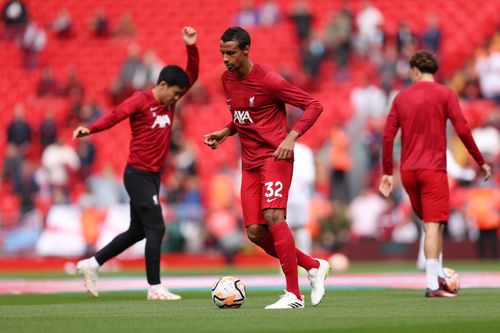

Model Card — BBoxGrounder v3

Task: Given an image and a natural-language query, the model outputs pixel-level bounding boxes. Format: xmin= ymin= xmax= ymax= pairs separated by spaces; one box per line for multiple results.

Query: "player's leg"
xmin=419 ymin=170 xmax=454 ymax=297
xmin=77 ymin=167 xmax=146 ymax=297
xmin=128 ymin=168 xmax=180 ymax=300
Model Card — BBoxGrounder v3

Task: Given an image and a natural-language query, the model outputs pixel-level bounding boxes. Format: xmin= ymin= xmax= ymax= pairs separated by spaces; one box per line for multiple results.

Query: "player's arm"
xmin=182 ymin=26 xmax=199 ymax=87
xmin=446 ymin=91 xmax=491 ymax=181
xmin=203 ymin=126 xmax=232 ymax=150
xmin=73 ymin=94 xmax=140 ymax=140
xmin=379 ymin=100 xmax=400 ymax=198
xmin=269 ymin=75 xmax=323 ymax=160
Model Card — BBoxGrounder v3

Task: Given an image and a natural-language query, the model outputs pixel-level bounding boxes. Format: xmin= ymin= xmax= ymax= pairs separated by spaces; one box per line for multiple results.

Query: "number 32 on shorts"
xmin=264 ymin=181 xmax=283 ymax=201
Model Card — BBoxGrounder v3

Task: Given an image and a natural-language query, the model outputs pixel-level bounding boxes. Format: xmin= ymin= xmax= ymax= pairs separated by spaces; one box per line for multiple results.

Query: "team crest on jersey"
xmin=233 ymin=110 xmax=254 ymax=124
xmin=151 ymin=114 xmax=171 ymax=129
xmin=249 ymin=96 xmax=255 ymax=107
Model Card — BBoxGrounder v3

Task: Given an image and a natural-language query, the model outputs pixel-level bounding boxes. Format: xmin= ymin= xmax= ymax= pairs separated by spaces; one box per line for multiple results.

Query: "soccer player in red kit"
xmin=73 ymin=27 xmax=199 ymax=300
xmin=204 ymin=27 xmax=331 ymax=309
xmin=380 ymin=51 xmax=491 ymax=297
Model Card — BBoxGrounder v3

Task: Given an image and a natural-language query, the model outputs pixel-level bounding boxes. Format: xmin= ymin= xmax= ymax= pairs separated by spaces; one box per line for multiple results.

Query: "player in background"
xmin=73 ymin=27 xmax=199 ymax=300
xmin=287 ymin=142 xmax=315 ymax=255
xmin=380 ymin=51 xmax=491 ymax=297
xmin=204 ymin=27 xmax=330 ymax=309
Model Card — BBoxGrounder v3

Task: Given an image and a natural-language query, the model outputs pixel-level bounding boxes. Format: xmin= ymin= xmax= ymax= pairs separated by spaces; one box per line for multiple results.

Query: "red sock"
xmin=257 ymin=231 xmax=319 ymax=271
xmin=268 ymin=221 xmax=301 ymax=300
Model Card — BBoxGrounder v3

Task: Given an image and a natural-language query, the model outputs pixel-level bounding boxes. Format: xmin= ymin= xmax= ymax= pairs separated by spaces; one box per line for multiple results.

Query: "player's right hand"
xmin=73 ymin=126 xmax=90 ymax=140
xmin=379 ymin=175 xmax=394 ymax=198
xmin=203 ymin=128 xmax=230 ymax=150
xmin=480 ymin=163 xmax=492 ymax=181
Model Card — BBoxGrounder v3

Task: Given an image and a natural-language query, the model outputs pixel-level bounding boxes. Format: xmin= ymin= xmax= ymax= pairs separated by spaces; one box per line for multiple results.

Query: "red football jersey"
xmin=222 ymin=64 xmax=323 ymax=170
xmin=382 ymin=81 xmax=484 ymax=175
xmin=87 ymin=45 xmax=199 ymax=173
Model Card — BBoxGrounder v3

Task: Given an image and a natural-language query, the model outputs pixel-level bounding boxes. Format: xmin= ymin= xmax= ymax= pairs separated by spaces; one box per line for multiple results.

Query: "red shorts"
xmin=241 ymin=158 xmax=293 ymax=227
xmin=401 ymin=170 xmax=449 ymax=223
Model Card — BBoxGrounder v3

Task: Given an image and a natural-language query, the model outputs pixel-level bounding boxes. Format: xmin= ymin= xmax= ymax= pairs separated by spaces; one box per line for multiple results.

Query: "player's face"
xmin=220 ymin=40 xmax=249 ymax=72
xmin=158 ymin=83 xmax=186 ymax=105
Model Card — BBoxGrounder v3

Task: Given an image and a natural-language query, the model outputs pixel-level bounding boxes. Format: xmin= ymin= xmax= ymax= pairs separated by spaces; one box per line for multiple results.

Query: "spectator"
xmin=234 ymin=0 xmax=259 ymax=28
xmin=41 ymin=136 xmax=80 ymax=195
xmin=348 ymin=185 xmax=387 ymax=240
xmin=138 ymin=49 xmax=164 ymax=89
xmin=60 ymin=66 xmax=84 ymax=99
xmin=89 ymin=7 xmax=109 ymax=38
xmin=300 ymin=31 xmax=326 ymax=88
xmin=350 ymin=74 xmax=387 ymax=120
xmin=355 ymin=0 xmax=384 ymax=58
xmin=13 ymin=160 xmax=39 ymax=218
xmin=1 ymin=0 xmax=28 ymax=41
xmin=85 ymin=164 xmax=128 ymax=207
xmin=51 ymin=8 xmax=72 ymax=38
xmin=112 ymin=12 xmax=135 ymax=39
xmin=76 ymin=136 xmax=96 ymax=180
xmin=109 ymin=43 xmax=143 ymax=104
xmin=39 ymin=111 xmax=58 ymax=148
xmin=475 ymin=40 xmax=500 ymax=103
xmin=421 ymin=14 xmax=441 ymax=54
xmin=396 ymin=20 xmax=415 ymax=54
xmin=7 ymin=103 xmax=32 ymax=152
xmin=289 ymin=0 xmax=313 ymax=42
xmin=259 ymin=0 xmax=280 ymax=27
xmin=325 ymin=7 xmax=353 ymax=68
xmin=20 ymin=21 xmax=46 ymax=69
xmin=328 ymin=125 xmax=353 ymax=204
xmin=36 ymin=65 xmax=59 ymax=97
xmin=467 ymin=185 xmax=499 ymax=258
xmin=2 ymin=144 xmax=23 ymax=183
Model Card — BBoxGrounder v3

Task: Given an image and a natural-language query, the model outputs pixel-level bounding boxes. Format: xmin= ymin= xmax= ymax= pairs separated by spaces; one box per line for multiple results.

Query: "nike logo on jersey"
xmin=233 ymin=110 xmax=254 ymax=124
xmin=150 ymin=106 xmax=159 ymax=111
xmin=151 ymin=114 xmax=171 ymax=129
xmin=266 ymin=197 xmax=278 ymax=203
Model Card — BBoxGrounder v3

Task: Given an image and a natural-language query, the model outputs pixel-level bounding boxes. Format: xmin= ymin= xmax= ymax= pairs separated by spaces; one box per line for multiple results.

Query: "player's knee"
xmin=246 ymin=225 xmax=266 ymax=244
xmin=262 ymin=209 xmax=284 ymax=225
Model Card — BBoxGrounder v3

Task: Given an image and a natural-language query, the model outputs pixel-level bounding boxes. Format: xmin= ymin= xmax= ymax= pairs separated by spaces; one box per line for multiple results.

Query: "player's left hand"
xmin=182 ymin=26 xmax=197 ymax=46
xmin=273 ymin=130 xmax=299 ymax=160
xmin=379 ymin=175 xmax=394 ymax=198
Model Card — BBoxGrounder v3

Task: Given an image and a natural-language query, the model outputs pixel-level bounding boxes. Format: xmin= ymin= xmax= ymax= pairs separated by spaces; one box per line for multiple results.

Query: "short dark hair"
xmin=409 ymin=51 xmax=439 ymax=74
xmin=156 ymin=65 xmax=190 ymax=88
xmin=221 ymin=26 xmax=251 ymax=50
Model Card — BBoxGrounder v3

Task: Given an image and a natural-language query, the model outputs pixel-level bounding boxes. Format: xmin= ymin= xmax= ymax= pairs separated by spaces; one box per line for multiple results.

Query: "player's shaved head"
xmin=409 ymin=51 xmax=439 ymax=74
xmin=221 ymin=26 xmax=251 ymax=50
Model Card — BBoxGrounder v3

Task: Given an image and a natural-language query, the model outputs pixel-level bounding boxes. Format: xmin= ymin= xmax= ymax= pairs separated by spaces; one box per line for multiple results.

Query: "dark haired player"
xmin=380 ymin=51 xmax=491 ymax=297
xmin=204 ymin=27 xmax=330 ymax=309
xmin=73 ymin=27 xmax=199 ymax=300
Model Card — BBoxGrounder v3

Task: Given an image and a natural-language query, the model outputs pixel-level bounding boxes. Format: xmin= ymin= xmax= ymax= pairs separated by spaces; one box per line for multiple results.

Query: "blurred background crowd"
xmin=0 ymin=0 xmax=498 ymax=262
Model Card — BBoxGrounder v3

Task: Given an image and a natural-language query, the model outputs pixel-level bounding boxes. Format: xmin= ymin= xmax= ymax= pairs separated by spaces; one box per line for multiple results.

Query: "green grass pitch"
xmin=1 ymin=289 xmax=500 ymax=333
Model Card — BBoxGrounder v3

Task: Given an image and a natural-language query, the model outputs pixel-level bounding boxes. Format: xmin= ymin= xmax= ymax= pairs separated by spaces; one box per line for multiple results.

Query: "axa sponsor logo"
xmin=233 ymin=110 xmax=254 ymax=124
xmin=151 ymin=114 xmax=171 ymax=129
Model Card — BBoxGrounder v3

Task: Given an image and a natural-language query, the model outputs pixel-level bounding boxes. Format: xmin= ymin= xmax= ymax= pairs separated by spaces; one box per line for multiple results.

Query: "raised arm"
xmin=182 ymin=26 xmax=199 ymax=87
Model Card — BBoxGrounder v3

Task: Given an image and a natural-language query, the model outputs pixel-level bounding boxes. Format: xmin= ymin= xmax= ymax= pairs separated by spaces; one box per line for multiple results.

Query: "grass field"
xmin=1 ymin=260 xmax=500 ymax=333
xmin=1 ymin=289 xmax=500 ymax=333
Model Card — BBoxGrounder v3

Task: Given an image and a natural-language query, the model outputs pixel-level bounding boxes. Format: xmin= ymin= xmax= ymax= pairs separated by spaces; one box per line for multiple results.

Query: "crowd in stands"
xmin=1 ymin=0 xmax=498 ymax=261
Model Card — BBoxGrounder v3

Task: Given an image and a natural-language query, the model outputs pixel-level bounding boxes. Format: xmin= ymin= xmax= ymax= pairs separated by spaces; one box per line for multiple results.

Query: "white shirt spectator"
xmin=349 ymin=190 xmax=387 ymax=238
xmin=41 ymin=142 xmax=80 ymax=187
xmin=350 ymin=83 xmax=387 ymax=119
xmin=287 ymin=143 xmax=315 ymax=228
xmin=356 ymin=3 xmax=383 ymax=45
xmin=475 ymin=51 xmax=500 ymax=99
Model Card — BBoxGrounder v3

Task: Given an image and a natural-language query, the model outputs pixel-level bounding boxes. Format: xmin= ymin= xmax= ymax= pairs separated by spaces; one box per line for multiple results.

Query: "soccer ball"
xmin=211 ymin=276 xmax=246 ymax=308
xmin=441 ymin=267 xmax=460 ymax=294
